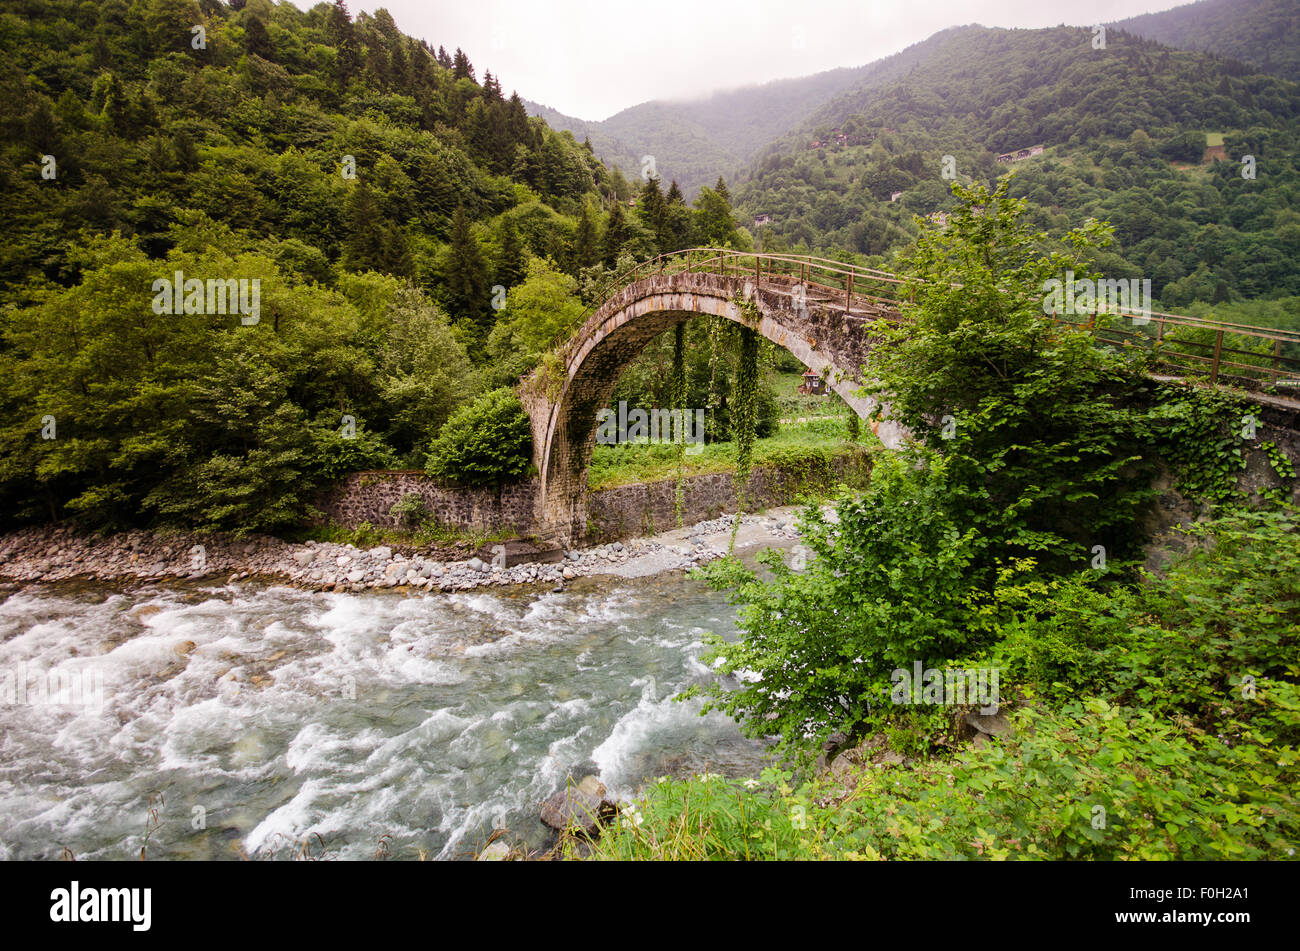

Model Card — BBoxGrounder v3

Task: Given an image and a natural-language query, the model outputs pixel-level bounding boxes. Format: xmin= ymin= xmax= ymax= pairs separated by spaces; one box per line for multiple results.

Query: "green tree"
xmin=440 ymin=206 xmax=491 ymax=344
xmin=867 ymin=177 xmax=1155 ymax=569
xmin=426 ymin=387 xmax=532 ymax=486
xmin=484 ymin=257 xmax=586 ymax=384
xmin=693 ymin=186 xmax=740 ymax=247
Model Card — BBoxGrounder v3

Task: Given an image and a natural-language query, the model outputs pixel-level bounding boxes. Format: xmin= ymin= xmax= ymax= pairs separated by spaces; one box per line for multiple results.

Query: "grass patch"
xmin=587 ymin=417 xmax=868 ymax=490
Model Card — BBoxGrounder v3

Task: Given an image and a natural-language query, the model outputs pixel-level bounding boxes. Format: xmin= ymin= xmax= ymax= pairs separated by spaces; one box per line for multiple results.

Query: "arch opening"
xmin=518 ymin=270 xmax=906 ymax=544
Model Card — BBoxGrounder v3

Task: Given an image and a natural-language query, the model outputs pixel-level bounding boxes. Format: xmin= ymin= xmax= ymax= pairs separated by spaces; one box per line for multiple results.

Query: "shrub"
xmin=389 ymin=492 xmax=429 ymax=528
xmin=582 ymin=697 xmax=1297 ymax=861
xmin=425 ymin=388 xmax=533 ymax=487
xmin=689 ymin=451 xmax=1016 ymax=761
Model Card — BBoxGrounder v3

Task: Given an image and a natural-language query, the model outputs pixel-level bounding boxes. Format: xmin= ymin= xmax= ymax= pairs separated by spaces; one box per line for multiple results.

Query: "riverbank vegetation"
xmin=570 ymin=181 xmax=1299 ymax=861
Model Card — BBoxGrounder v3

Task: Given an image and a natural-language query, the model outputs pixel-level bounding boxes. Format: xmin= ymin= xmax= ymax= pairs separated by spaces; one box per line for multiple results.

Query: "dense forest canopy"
xmin=0 ymin=0 xmax=752 ymax=532
xmin=1 ymin=0 xmax=1297 ymax=537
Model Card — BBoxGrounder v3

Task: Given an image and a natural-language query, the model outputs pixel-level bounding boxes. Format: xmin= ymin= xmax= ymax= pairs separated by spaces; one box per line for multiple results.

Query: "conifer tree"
xmin=638 ymin=176 xmax=669 ymax=252
xmin=574 ymin=203 xmax=599 ymax=269
xmin=452 ymin=47 xmax=475 ymax=82
xmin=496 ymin=219 xmax=527 ymax=289
xmin=342 ymin=182 xmax=385 ymax=271
xmin=602 ymin=202 xmax=628 ymax=266
xmin=327 ymin=0 xmax=361 ymax=84
xmin=443 ymin=206 xmax=490 ymax=342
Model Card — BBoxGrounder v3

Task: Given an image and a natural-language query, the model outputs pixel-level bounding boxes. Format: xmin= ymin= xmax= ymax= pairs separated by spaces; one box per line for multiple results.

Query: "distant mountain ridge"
xmin=1110 ymin=0 xmax=1300 ymax=82
xmin=526 ymin=64 xmax=880 ymax=196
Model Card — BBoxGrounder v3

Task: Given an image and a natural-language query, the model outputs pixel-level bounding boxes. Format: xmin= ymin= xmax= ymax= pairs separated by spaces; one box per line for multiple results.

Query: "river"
xmin=0 ymin=572 xmax=767 ymax=860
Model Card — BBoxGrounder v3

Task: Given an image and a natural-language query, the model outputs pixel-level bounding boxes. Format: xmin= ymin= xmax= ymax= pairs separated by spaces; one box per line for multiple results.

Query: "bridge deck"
xmin=577 ymin=248 xmax=1300 ymax=394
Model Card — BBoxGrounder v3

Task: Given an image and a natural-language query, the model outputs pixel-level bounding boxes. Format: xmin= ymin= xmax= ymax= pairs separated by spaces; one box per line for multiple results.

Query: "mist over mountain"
xmin=526 ymin=64 xmax=882 ymax=196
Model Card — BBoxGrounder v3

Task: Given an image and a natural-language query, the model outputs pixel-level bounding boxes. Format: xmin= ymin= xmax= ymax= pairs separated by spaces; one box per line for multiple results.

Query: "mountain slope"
xmin=1111 ymin=0 xmax=1300 ymax=82
xmin=732 ymin=24 xmax=1300 ymax=309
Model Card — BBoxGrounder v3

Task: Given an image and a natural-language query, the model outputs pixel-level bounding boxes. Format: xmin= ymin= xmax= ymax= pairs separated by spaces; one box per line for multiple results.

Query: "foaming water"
xmin=0 ymin=574 xmax=765 ymax=860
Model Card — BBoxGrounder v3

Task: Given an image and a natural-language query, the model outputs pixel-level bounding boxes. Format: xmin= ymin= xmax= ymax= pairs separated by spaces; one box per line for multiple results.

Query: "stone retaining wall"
xmin=316 ymin=471 xmax=539 ymax=535
xmin=316 ymin=451 xmax=873 ymax=542
xmin=584 ymin=452 xmax=872 ymax=541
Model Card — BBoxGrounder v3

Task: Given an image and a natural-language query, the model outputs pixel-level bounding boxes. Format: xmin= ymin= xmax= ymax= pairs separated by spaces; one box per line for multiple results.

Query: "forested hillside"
xmin=1112 ymin=0 xmax=1300 ymax=82
xmin=0 ymin=0 xmax=755 ymax=533
xmin=732 ymin=24 xmax=1300 ymax=313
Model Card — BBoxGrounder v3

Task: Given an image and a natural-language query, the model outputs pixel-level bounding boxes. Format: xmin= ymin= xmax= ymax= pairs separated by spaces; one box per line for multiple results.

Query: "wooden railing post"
xmin=1272 ymin=339 xmax=1283 ymax=383
xmin=1210 ymin=330 xmax=1224 ymax=383
xmin=846 ymin=273 xmax=854 ymax=311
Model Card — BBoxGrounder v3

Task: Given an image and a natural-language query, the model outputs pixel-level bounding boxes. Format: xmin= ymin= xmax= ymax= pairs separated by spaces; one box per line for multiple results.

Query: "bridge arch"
xmin=518 ymin=260 xmax=909 ymax=544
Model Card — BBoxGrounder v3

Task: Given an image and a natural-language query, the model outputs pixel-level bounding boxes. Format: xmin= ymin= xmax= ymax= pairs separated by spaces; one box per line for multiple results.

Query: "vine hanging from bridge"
xmin=672 ymin=321 xmax=687 ymax=527
xmin=729 ymin=299 xmax=762 ymax=551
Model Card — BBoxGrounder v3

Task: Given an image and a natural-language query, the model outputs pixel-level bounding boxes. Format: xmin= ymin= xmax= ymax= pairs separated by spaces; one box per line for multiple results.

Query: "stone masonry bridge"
xmin=518 ymin=250 xmax=914 ymax=544
xmin=518 ymin=248 xmax=1300 ymax=545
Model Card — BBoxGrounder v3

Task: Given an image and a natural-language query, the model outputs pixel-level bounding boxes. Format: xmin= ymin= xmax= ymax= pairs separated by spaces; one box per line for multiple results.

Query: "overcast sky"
xmin=296 ymin=0 xmax=1192 ymax=120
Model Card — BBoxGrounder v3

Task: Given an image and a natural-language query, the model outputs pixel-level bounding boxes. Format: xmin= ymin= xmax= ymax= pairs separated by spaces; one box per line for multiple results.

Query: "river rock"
xmin=346 ymin=570 xmax=365 ymax=583
xmin=476 ymin=840 xmax=511 ymax=861
xmin=539 ymin=776 xmax=613 ymax=836
xmin=292 ymin=549 xmax=315 ymax=567
xmin=369 ymin=547 xmax=392 ymax=560
xmin=964 ymin=711 xmax=1011 ymax=737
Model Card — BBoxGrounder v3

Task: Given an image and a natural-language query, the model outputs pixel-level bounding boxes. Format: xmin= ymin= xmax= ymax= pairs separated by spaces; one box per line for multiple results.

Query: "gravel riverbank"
xmin=0 ymin=508 xmax=811 ymax=593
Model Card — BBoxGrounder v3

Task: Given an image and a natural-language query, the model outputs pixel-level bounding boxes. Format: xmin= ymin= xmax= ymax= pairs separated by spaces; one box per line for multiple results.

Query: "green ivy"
xmin=1149 ymin=382 xmax=1256 ymax=507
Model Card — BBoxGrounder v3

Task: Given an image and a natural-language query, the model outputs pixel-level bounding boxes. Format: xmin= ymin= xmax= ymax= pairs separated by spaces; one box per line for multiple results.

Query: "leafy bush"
xmin=425 ymin=388 xmax=533 ymax=487
xmin=594 ymin=508 xmax=1300 ymax=860
xmin=583 ymin=696 xmax=1297 ymax=860
xmin=389 ymin=492 xmax=429 ymax=529
xmin=866 ymin=178 xmax=1156 ymax=572
xmin=689 ymin=451 xmax=1015 ymax=760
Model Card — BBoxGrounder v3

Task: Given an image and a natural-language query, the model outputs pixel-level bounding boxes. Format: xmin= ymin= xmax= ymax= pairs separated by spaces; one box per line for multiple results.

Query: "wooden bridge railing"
xmin=583 ymin=248 xmax=1300 ymax=394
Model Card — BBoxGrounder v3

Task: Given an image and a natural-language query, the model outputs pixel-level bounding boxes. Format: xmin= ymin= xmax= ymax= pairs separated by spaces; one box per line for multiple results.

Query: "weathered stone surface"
xmin=519 ymin=270 xmax=910 ymax=544
xmin=476 ymin=840 xmax=512 ymax=861
xmin=312 ymin=456 xmax=870 ymax=547
xmin=474 ymin=537 xmax=565 ymax=568
xmin=539 ymin=776 xmax=612 ymax=836
xmin=316 ymin=472 xmax=538 ymax=536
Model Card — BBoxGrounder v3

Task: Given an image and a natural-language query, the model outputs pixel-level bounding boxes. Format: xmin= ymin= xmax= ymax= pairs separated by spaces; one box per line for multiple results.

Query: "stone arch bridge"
xmin=516 ymin=248 xmax=1300 ymax=544
xmin=517 ymin=249 xmax=914 ymax=544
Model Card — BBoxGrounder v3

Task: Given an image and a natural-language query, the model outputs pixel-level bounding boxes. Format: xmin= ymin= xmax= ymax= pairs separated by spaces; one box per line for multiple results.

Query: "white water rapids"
xmin=0 ymin=574 xmax=766 ymax=860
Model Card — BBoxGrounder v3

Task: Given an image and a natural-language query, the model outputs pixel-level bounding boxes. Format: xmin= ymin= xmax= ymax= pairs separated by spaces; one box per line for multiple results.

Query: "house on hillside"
xmin=797 ymin=369 xmax=826 ymax=395
xmin=753 ymin=214 xmax=772 ymax=227
xmin=890 ymin=191 xmax=904 ymax=202
xmin=997 ymin=145 xmax=1046 ymax=164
